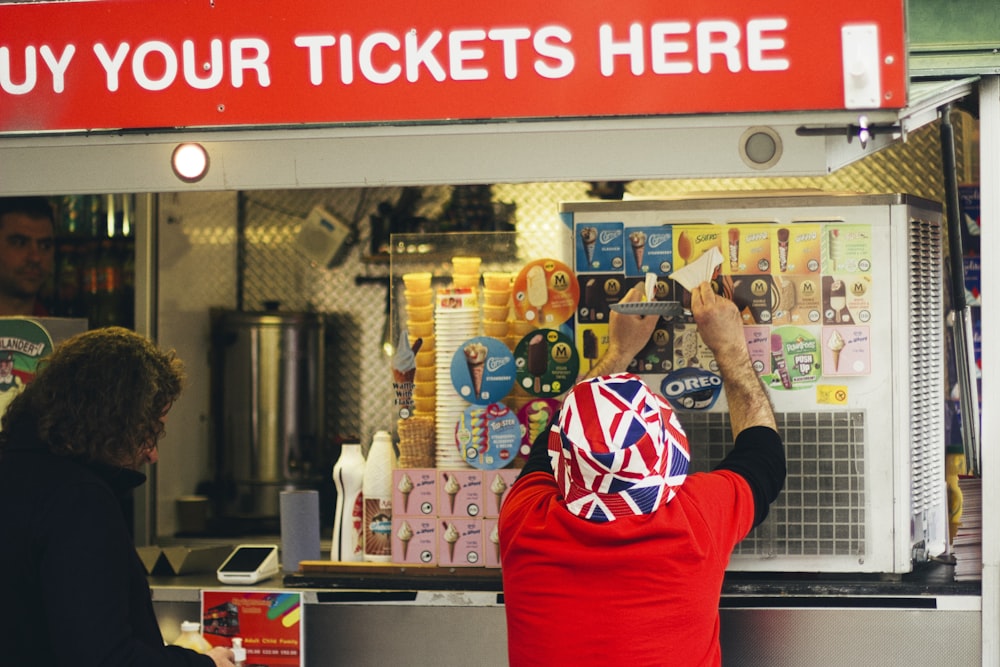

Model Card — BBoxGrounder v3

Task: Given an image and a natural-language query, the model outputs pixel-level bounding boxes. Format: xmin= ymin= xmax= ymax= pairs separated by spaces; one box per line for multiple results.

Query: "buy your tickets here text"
xmin=2 ymin=19 xmax=792 ymax=94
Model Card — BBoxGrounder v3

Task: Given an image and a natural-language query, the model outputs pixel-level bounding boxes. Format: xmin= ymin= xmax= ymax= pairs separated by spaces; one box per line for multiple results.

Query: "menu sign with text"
xmin=0 ymin=0 xmax=906 ymax=134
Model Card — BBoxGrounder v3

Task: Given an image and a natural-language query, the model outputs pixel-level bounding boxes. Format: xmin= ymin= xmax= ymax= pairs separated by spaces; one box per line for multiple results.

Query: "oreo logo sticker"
xmin=660 ymin=367 xmax=723 ymax=411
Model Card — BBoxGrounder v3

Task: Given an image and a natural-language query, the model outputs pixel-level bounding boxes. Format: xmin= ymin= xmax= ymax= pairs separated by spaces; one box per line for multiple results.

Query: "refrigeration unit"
xmin=562 ymin=193 xmax=946 ymax=574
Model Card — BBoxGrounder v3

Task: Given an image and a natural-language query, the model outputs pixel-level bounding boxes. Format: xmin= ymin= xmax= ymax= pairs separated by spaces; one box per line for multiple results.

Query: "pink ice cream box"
xmin=438 ymin=518 xmax=484 ymax=567
xmin=391 ymin=516 xmax=437 ymax=565
xmin=393 ymin=469 xmax=437 ymax=517
xmin=482 ymin=468 xmax=520 ymax=518
xmin=438 ymin=470 xmax=483 ymax=517
xmin=483 ymin=518 xmax=502 ymax=568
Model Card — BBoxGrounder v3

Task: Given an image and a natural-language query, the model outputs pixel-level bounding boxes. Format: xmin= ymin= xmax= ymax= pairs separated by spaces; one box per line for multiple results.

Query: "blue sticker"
xmin=455 ymin=403 xmax=522 ymax=470
xmin=660 ymin=367 xmax=723 ymax=411
xmin=449 ymin=336 xmax=516 ymax=406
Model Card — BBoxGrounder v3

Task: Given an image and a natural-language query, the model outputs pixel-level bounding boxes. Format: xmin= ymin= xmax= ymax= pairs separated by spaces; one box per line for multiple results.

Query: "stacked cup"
xmin=402 ymin=272 xmax=436 ymax=419
xmin=451 ymin=256 xmax=482 ymax=290
xmin=435 ymin=286 xmax=479 ymax=470
xmin=482 ymin=272 xmax=513 ymax=344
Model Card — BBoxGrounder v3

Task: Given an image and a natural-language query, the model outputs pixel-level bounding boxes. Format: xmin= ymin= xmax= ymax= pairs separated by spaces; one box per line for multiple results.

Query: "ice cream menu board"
xmin=571 ymin=219 xmax=874 ymax=404
xmin=202 ymin=590 xmax=304 ymax=667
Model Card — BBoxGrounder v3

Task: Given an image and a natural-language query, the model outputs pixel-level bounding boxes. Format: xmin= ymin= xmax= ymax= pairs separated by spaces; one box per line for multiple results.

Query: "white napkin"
xmin=669 ymin=246 xmax=724 ymax=291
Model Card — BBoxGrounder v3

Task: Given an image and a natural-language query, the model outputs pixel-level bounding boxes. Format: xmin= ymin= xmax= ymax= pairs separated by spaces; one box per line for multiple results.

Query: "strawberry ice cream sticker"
xmin=449 ymin=336 xmax=515 ymax=406
xmin=455 ymin=403 xmax=521 ymax=470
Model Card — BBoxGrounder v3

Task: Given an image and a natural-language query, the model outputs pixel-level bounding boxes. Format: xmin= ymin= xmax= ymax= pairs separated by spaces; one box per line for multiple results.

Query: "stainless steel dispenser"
xmin=210 ymin=308 xmax=326 ymax=530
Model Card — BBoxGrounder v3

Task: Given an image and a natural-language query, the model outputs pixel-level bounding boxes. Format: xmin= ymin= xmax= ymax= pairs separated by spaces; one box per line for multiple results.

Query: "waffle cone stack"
xmin=397 ymin=415 xmax=435 ymax=468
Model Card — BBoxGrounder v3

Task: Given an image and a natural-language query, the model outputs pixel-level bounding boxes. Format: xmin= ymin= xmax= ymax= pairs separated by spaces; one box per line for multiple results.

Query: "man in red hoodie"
xmin=500 ymin=281 xmax=785 ymax=666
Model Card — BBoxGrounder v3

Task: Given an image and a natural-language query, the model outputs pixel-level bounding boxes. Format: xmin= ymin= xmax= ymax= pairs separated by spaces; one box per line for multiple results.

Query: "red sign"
xmin=0 ymin=0 xmax=907 ymax=134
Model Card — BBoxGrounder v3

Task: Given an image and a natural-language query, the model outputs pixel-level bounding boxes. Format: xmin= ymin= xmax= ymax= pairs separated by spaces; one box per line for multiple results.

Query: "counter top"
xmin=150 ymin=560 xmax=980 ymax=608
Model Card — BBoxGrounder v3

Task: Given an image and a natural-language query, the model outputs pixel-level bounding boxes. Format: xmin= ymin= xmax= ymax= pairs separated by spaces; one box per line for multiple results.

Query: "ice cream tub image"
xmin=438 ymin=470 xmax=484 ymax=517
xmin=393 ymin=468 xmax=438 ymax=516
xmin=449 ymin=336 xmax=515 ymax=405
xmin=439 ymin=519 xmax=484 ymax=567
xmin=392 ymin=516 xmax=437 ymax=564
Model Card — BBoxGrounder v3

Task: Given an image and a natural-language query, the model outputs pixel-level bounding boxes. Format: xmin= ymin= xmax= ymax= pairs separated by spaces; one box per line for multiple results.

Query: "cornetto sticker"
xmin=660 ymin=367 xmax=722 ymax=411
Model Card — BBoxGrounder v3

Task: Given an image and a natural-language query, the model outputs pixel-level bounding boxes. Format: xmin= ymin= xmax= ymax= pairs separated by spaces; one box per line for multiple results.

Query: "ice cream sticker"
xmin=768 ymin=326 xmax=821 ymax=389
xmin=823 ymin=224 xmax=873 ymax=274
xmin=455 ymin=402 xmax=521 ymax=470
xmin=392 ymin=329 xmax=421 ymax=416
xmin=822 ymin=326 xmax=871 ymax=376
xmin=516 ymin=398 xmax=560 ymax=458
xmin=513 ymin=258 xmax=579 ymax=326
xmin=449 ymin=336 xmax=514 ymax=405
xmin=576 ymin=222 xmax=624 ymax=272
xmin=624 ymin=226 xmax=673 ymax=277
xmin=514 ymin=328 xmax=579 ymax=398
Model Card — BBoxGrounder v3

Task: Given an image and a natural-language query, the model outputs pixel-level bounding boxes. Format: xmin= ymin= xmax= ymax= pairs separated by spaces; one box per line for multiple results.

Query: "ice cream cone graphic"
xmin=581 ymin=227 xmax=597 ymax=266
xmin=397 ymin=473 xmax=414 ymax=513
xmin=629 ymin=230 xmax=646 ymax=270
xmin=828 ymin=330 xmax=845 ymax=372
xmin=463 ymin=342 xmax=487 ymax=400
xmin=398 ymin=521 xmax=413 ymax=560
xmin=444 ymin=473 xmax=460 ymax=514
xmin=443 ymin=521 xmax=460 ymax=563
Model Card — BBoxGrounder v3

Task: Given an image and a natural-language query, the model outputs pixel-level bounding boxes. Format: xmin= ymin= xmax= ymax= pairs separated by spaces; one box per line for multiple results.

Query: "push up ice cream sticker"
xmin=768 ymin=326 xmax=821 ymax=390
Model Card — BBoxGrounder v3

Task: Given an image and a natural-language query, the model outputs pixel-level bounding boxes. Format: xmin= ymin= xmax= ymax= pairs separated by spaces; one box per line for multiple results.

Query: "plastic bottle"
xmin=331 ymin=442 xmax=366 ymax=562
xmin=362 ymin=431 xmax=396 ymax=562
xmin=232 ymin=637 xmax=247 ymax=667
xmin=171 ymin=620 xmax=212 ymax=653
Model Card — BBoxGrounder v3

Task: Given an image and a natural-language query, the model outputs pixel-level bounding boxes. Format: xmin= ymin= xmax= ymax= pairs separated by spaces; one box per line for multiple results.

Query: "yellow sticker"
xmin=816 ymin=385 xmax=848 ymax=405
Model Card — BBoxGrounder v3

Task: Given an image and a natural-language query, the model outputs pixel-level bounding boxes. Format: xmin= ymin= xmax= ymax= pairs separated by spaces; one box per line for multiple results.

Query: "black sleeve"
xmin=713 ymin=425 xmax=785 ymax=527
xmin=516 ymin=412 xmax=558 ymax=481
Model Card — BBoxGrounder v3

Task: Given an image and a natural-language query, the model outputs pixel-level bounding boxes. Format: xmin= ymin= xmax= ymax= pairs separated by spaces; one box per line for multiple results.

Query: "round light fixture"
xmin=738 ymin=127 xmax=782 ymax=170
xmin=171 ymin=143 xmax=210 ymax=183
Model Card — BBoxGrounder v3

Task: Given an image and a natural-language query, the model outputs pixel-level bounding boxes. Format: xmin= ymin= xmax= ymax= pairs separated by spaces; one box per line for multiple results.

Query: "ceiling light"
xmin=171 ymin=143 xmax=210 ymax=183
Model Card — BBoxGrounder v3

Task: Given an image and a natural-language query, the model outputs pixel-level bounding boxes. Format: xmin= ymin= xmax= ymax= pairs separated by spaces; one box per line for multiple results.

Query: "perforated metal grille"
xmin=682 ymin=411 xmax=867 ymax=559
xmin=908 ymin=216 xmax=945 ymax=517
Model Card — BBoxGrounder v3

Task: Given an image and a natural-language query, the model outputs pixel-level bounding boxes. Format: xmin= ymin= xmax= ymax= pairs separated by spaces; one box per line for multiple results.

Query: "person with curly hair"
xmin=0 ymin=327 xmax=234 ymax=667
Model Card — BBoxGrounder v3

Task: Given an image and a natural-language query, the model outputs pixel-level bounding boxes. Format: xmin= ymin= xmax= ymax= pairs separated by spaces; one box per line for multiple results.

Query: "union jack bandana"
xmin=549 ymin=373 xmax=690 ymax=522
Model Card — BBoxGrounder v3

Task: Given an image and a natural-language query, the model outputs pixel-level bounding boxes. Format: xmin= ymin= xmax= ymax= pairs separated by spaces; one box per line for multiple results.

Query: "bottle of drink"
xmin=171 ymin=620 xmax=212 ymax=653
xmin=362 ymin=431 xmax=395 ymax=562
xmin=96 ymin=239 xmax=122 ymax=327
xmin=79 ymin=243 xmax=101 ymax=328
xmin=55 ymin=244 xmax=82 ymax=317
xmin=331 ymin=442 xmax=365 ymax=562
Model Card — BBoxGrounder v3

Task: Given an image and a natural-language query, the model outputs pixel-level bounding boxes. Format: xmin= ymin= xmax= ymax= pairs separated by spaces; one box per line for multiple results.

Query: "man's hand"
xmin=582 ymin=283 xmax=658 ymax=379
xmin=689 ymin=281 xmax=750 ymax=364
xmin=689 ymin=281 xmax=777 ymax=435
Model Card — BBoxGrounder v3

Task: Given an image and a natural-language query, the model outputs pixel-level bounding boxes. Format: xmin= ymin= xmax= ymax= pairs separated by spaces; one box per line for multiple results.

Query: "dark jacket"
xmin=0 ymin=424 xmax=210 ymax=667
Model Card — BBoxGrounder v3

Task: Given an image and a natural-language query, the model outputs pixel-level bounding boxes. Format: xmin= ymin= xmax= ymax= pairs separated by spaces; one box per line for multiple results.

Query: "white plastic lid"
xmin=232 ymin=637 xmax=247 ymax=661
xmin=180 ymin=621 xmax=200 ymax=633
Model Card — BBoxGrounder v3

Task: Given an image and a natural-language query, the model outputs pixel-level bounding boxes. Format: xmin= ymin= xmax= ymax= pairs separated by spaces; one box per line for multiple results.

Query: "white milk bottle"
xmin=362 ymin=431 xmax=395 ymax=562
xmin=331 ymin=442 xmax=365 ymax=561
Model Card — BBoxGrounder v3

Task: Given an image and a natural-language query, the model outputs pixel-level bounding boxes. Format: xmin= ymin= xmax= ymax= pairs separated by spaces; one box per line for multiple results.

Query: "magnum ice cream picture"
xmin=514 ymin=328 xmax=579 ymax=398
xmin=512 ymin=259 xmax=579 ymax=327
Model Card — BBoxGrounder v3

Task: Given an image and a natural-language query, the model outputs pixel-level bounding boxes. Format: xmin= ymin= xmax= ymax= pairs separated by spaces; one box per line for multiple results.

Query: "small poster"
xmin=202 ymin=590 xmax=304 ymax=667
